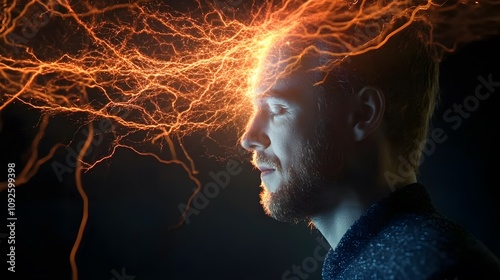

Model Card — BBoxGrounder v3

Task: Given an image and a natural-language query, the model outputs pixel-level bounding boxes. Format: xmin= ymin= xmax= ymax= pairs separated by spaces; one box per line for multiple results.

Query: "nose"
xmin=240 ymin=114 xmax=270 ymax=151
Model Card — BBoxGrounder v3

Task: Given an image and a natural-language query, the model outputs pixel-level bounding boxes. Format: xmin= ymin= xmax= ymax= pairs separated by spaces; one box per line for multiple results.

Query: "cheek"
xmin=271 ymin=123 xmax=308 ymax=160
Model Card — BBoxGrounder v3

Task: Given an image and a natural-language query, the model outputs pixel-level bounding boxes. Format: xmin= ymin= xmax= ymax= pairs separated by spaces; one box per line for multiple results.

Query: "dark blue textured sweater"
xmin=321 ymin=183 xmax=500 ymax=280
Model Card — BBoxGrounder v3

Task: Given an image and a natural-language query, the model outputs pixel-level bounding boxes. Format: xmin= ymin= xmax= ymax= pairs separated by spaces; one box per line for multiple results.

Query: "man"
xmin=240 ymin=11 xmax=500 ymax=280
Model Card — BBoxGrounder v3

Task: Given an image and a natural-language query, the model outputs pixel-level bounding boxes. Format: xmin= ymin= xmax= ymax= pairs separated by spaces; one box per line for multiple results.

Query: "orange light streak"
xmin=69 ymin=122 xmax=93 ymax=280
xmin=1 ymin=1 xmax=499 ymax=279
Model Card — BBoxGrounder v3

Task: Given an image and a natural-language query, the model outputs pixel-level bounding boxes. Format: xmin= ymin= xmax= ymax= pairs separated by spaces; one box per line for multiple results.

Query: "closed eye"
xmin=269 ymin=104 xmax=287 ymax=117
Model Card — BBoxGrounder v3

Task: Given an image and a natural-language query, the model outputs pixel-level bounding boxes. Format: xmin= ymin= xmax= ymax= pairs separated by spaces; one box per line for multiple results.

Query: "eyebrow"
xmin=253 ymin=90 xmax=287 ymax=108
xmin=255 ymin=89 xmax=297 ymax=103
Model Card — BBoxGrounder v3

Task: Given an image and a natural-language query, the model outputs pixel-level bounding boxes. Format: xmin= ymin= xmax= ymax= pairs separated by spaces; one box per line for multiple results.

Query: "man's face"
xmin=241 ymin=46 xmax=353 ymax=223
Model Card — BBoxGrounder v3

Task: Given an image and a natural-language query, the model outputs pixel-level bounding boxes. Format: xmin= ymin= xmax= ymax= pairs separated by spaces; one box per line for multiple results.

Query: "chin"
xmin=259 ymin=185 xmax=312 ymax=224
xmin=262 ymin=182 xmax=279 ymax=193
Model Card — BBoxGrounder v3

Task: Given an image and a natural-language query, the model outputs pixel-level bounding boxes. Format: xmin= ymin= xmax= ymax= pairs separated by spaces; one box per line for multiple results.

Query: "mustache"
xmin=251 ymin=152 xmax=282 ymax=170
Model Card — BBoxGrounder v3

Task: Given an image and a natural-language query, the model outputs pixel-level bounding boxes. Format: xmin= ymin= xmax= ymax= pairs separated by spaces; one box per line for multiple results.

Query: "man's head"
xmin=240 ymin=20 xmax=439 ymax=223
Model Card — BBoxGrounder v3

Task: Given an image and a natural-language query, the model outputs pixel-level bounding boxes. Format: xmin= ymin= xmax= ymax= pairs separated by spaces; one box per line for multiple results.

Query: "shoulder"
xmin=323 ymin=184 xmax=500 ymax=280
xmin=354 ymin=213 xmax=500 ymax=279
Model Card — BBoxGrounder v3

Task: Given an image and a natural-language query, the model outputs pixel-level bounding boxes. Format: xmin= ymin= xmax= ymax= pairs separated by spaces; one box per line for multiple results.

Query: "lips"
xmin=258 ymin=166 xmax=276 ymax=176
xmin=254 ymin=153 xmax=279 ymax=178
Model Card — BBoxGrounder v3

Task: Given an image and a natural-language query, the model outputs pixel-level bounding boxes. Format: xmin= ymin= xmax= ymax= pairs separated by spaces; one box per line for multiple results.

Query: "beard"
xmin=257 ymin=119 xmax=345 ymax=224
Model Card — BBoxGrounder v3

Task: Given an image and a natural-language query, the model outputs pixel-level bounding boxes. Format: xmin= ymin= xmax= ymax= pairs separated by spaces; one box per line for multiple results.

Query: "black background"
xmin=1 ymin=1 xmax=500 ymax=280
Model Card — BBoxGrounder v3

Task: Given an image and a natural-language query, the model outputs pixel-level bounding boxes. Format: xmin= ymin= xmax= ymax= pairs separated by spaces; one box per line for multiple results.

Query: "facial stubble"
xmin=259 ymin=114 xmax=343 ymax=224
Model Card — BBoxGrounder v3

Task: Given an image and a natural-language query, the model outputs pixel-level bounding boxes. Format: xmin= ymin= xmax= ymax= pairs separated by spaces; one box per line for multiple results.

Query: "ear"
xmin=352 ymin=86 xmax=385 ymax=142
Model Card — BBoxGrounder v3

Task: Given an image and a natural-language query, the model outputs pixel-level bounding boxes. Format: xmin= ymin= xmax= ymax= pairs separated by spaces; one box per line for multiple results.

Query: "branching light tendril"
xmin=1 ymin=0 xmax=499 ymax=279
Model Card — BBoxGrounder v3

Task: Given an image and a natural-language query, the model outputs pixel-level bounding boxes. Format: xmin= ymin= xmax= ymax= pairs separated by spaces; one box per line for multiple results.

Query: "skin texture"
xmin=240 ymin=41 xmax=416 ymax=248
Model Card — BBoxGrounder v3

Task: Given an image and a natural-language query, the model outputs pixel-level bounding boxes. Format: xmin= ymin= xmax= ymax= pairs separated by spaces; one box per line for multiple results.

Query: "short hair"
xmin=266 ymin=1 xmax=440 ymax=173
xmin=320 ymin=21 xmax=440 ymax=173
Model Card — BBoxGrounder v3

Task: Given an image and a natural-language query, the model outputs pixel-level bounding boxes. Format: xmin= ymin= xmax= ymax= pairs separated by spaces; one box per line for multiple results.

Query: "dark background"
xmin=1 ymin=1 xmax=500 ymax=280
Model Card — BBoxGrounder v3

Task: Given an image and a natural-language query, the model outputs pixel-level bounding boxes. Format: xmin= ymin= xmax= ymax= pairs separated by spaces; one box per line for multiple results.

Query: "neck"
xmin=311 ymin=192 xmax=365 ymax=250
xmin=312 ymin=137 xmax=418 ymax=249
xmin=311 ymin=177 xmax=417 ymax=250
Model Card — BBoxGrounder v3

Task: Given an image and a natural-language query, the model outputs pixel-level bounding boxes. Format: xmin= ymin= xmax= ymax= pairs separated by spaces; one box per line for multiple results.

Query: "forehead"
xmin=252 ymin=41 xmax=323 ymax=103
